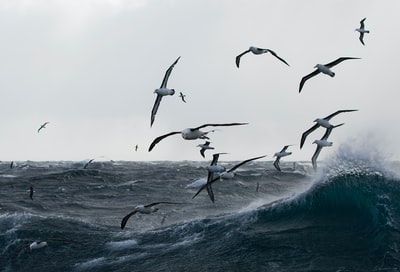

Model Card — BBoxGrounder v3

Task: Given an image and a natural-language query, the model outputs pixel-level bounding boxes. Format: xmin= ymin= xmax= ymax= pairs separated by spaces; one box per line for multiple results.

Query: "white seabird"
xmin=197 ymin=141 xmax=215 ymax=158
xmin=355 ymin=18 xmax=369 ymax=46
xmin=120 ymin=201 xmax=184 ymax=229
xmin=37 ymin=122 xmax=49 ymax=133
xmin=311 ymin=124 xmax=343 ymax=170
xmin=300 ymin=109 xmax=358 ymax=149
xmin=150 ymin=56 xmax=180 ymax=127
xmin=235 ymin=46 xmax=289 ymax=68
xmin=29 ymin=241 xmax=48 ymax=251
xmin=192 ymin=155 xmax=266 ymax=202
xmin=148 ymin=123 xmax=248 ymax=152
xmin=299 ymin=57 xmax=360 ymax=93
xmin=273 ymin=145 xmax=293 ymax=172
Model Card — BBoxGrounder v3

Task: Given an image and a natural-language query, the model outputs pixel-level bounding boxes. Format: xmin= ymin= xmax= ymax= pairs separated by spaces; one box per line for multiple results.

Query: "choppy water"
xmin=1 ymin=154 xmax=400 ymax=271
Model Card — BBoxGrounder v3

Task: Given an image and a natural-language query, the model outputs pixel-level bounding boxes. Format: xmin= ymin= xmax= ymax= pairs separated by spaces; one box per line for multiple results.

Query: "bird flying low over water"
xmin=148 ymin=123 xmax=248 ymax=152
xmin=299 ymin=57 xmax=360 ymax=93
xmin=120 ymin=202 xmax=184 ymax=229
xmin=273 ymin=145 xmax=293 ymax=172
xmin=197 ymin=141 xmax=215 ymax=158
xmin=193 ymin=155 xmax=266 ymax=202
xmin=235 ymin=46 xmax=289 ymax=68
xmin=300 ymin=109 xmax=358 ymax=149
xmin=311 ymin=124 xmax=343 ymax=170
xmin=355 ymin=18 xmax=369 ymax=45
xmin=37 ymin=122 xmax=49 ymax=133
xmin=29 ymin=185 xmax=34 ymax=200
xmin=150 ymin=56 xmax=180 ymax=127
xmin=204 ymin=153 xmax=227 ymax=202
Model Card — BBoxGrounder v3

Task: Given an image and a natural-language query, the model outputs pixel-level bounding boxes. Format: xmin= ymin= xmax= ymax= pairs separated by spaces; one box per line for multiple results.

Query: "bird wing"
xmin=144 ymin=201 xmax=185 ymax=208
xmin=228 ymin=155 xmax=266 ymax=172
xmin=200 ymin=148 xmax=206 ymax=158
xmin=311 ymin=145 xmax=323 ymax=171
xmin=210 ymin=153 xmax=220 ymax=166
xmin=194 ymin=123 xmax=248 ymax=130
xmin=300 ymin=123 xmax=320 ymax=149
xmin=323 ymin=109 xmax=358 ymax=121
xmin=148 ymin=131 xmax=181 ymax=151
xmin=235 ymin=50 xmax=250 ymax=68
xmin=360 ymin=18 xmax=366 ymax=29
xmin=205 ymin=182 xmax=215 ymax=203
xmin=120 ymin=210 xmax=138 ymax=229
xmin=321 ymin=123 xmax=344 ymax=140
xmin=267 ymin=49 xmax=290 ymax=66
xmin=359 ymin=33 xmax=365 ymax=45
xmin=273 ymin=157 xmax=281 ymax=172
xmin=160 ymin=56 xmax=180 ymax=88
xmin=150 ymin=94 xmax=163 ymax=127
xmin=280 ymin=145 xmax=290 ymax=153
xmin=299 ymin=69 xmax=320 ymax=93
xmin=324 ymin=57 xmax=360 ymax=68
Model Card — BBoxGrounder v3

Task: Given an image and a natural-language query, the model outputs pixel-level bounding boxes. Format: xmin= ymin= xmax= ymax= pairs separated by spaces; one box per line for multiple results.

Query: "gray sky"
xmin=0 ymin=0 xmax=399 ymax=162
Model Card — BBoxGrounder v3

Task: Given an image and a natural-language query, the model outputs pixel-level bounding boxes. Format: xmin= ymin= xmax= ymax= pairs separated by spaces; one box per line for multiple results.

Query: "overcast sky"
xmin=0 ymin=0 xmax=399 ymax=162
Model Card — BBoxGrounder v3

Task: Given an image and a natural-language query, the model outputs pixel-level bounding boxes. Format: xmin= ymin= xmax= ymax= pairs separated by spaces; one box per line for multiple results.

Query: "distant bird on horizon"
xmin=299 ymin=57 xmax=360 ymax=93
xmin=300 ymin=109 xmax=358 ymax=149
xmin=179 ymin=92 xmax=186 ymax=103
xmin=151 ymin=56 xmax=181 ymax=127
xmin=148 ymin=123 xmax=248 ymax=152
xmin=311 ymin=124 xmax=343 ymax=170
xmin=135 ymin=144 xmax=138 ymax=152
xmin=37 ymin=122 xmax=49 ymax=133
xmin=83 ymin=159 xmax=94 ymax=169
xmin=273 ymin=145 xmax=293 ymax=172
xmin=197 ymin=141 xmax=215 ymax=158
xmin=193 ymin=155 xmax=266 ymax=202
xmin=355 ymin=18 xmax=369 ymax=45
xmin=120 ymin=202 xmax=184 ymax=229
xmin=235 ymin=46 xmax=289 ymax=68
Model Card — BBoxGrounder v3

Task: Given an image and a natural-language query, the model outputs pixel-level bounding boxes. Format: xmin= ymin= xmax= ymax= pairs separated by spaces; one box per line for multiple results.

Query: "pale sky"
xmin=0 ymin=0 xmax=399 ymax=162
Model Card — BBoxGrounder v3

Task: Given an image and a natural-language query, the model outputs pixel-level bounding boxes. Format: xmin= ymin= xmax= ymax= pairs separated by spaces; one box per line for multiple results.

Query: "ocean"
xmin=1 ymin=151 xmax=400 ymax=271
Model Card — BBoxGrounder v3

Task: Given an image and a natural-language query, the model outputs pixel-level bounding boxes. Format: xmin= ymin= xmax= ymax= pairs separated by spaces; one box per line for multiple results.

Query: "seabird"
xmin=148 ymin=123 xmax=248 ymax=152
xmin=355 ymin=18 xmax=369 ymax=45
xmin=150 ymin=56 xmax=180 ymax=127
xmin=10 ymin=161 xmax=14 ymax=169
xmin=300 ymin=109 xmax=358 ymax=148
xmin=311 ymin=124 xmax=343 ymax=170
xmin=197 ymin=141 xmax=215 ymax=158
xmin=135 ymin=144 xmax=138 ymax=152
xmin=299 ymin=57 xmax=360 ymax=93
xmin=273 ymin=145 xmax=293 ymax=172
xmin=37 ymin=122 xmax=49 ymax=133
xmin=203 ymin=153 xmax=227 ymax=202
xmin=193 ymin=155 xmax=266 ymax=202
xmin=83 ymin=159 xmax=94 ymax=169
xmin=179 ymin=92 xmax=186 ymax=103
xmin=121 ymin=201 xmax=184 ymax=229
xmin=29 ymin=185 xmax=34 ymax=200
xmin=236 ymin=46 xmax=289 ymax=68
xmin=29 ymin=241 xmax=48 ymax=251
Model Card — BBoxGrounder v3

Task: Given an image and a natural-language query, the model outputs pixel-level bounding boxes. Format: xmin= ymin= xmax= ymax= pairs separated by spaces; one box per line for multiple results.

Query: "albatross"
xmin=299 ymin=57 xmax=360 ymax=93
xmin=37 ymin=122 xmax=49 ymax=133
xmin=236 ymin=46 xmax=289 ymax=68
xmin=311 ymin=124 xmax=343 ymax=170
xmin=273 ymin=145 xmax=293 ymax=172
xmin=148 ymin=123 xmax=248 ymax=151
xmin=150 ymin=56 xmax=180 ymax=127
xmin=300 ymin=109 xmax=358 ymax=148
xmin=192 ymin=155 xmax=266 ymax=202
xmin=355 ymin=18 xmax=369 ymax=46
xmin=203 ymin=153 xmax=227 ymax=202
xmin=120 ymin=201 xmax=184 ymax=229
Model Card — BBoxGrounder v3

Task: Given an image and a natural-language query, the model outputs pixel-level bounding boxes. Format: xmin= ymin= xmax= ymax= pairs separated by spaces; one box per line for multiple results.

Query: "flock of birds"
xmin=29 ymin=18 xmax=370 ymax=233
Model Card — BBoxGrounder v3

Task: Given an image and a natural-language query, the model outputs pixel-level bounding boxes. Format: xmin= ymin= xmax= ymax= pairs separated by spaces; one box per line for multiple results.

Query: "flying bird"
xmin=197 ymin=141 xmax=215 ymax=158
xmin=148 ymin=123 xmax=248 ymax=152
xmin=203 ymin=153 xmax=227 ymax=202
xmin=299 ymin=57 xmax=360 ymax=93
xmin=150 ymin=56 xmax=180 ymax=127
xmin=37 ymin=122 xmax=50 ymax=133
xmin=193 ymin=155 xmax=266 ymax=202
xmin=120 ymin=202 xmax=184 ymax=229
xmin=135 ymin=144 xmax=138 ymax=152
xmin=83 ymin=159 xmax=94 ymax=169
xmin=311 ymin=124 xmax=343 ymax=170
xmin=300 ymin=109 xmax=358 ymax=149
xmin=355 ymin=18 xmax=369 ymax=45
xmin=235 ymin=46 xmax=289 ymax=68
xmin=29 ymin=185 xmax=34 ymax=200
xmin=179 ymin=92 xmax=186 ymax=103
xmin=273 ymin=145 xmax=293 ymax=172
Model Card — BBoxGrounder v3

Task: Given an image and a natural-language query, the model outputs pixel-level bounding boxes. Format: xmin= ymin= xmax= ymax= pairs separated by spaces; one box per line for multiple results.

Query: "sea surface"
xmin=1 ymin=152 xmax=400 ymax=271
